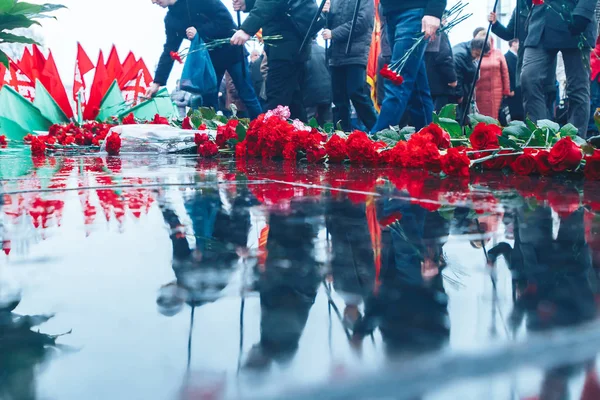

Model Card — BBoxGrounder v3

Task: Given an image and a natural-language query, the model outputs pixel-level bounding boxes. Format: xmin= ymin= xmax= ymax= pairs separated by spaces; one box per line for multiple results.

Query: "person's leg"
xmin=433 ymin=95 xmax=449 ymax=113
xmin=346 ymin=65 xmax=378 ymax=132
xmin=265 ymin=59 xmax=297 ymax=114
xmin=318 ymin=103 xmax=333 ymax=125
xmin=289 ymin=62 xmax=307 ymax=122
xmin=561 ymin=48 xmax=591 ymax=137
xmin=588 ymin=79 xmax=600 ymax=136
xmin=331 ymin=66 xmax=351 ymax=131
xmin=521 ymin=47 xmax=554 ymax=123
xmin=404 ymin=57 xmax=434 ymax=129
xmin=203 ymin=68 xmax=226 ymax=111
xmin=371 ymin=8 xmax=430 ymax=134
xmin=227 ymin=60 xmax=263 ymax=120
xmin=306 ymin=105 xmax=317 ymax=121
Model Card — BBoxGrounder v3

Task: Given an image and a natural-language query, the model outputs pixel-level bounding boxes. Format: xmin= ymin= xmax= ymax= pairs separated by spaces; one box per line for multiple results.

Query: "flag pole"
xmin=237 ymin=11 xmax=246 ymax=78
xmin=77 ymin=90 xmax=83 ymax=125
xmin=345 ymin=0 xmax=362 ymax=54
xmin=299 ymin=0 xmax=328 ymax=56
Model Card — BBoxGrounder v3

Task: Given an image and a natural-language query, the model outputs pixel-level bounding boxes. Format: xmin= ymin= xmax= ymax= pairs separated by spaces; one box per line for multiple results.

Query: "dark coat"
xmin=425 ymin=31 xmax=457 ymax=97
xmin=379 ymin=0 xmax=445 ymax=19
xmin=327 ymin=0 xmax=374 ymax=67
xmin=504 ymin=50 xmax=525 ymax=120
xmin=525 ymin=0 xmax=598 ymax=49
xmin=154 ymin=0 xmax=241 ymax=86
xmin=452 ymin=41 xmax=477 ymax=100
xmin=241 ymin=0 xmax=312 ymax=62
xmin=303 ymin=42 xmax=332 ymax=107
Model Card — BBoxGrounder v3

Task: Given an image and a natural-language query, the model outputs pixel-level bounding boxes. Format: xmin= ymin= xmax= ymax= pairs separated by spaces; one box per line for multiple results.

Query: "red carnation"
xmin=194 ymin=133 xmax=210 ymax=145
xmin=325 ymin=134 xmax=348 ymax=163
xmin=198 ymin=141 xmax=218 ymax=157
xmin=30 ymin=137 xmax=46 ymax=157
xmin=24 ymin=133 xmax=34 ymax=142
xmin=346 ymin=130 xmax=381 ymax=165
xmin=84 ymin=132 xmax=94 ymax=146
xmin=584 ymin=150 xmax=600 ymax=181
xmin=170 ymin=51 xmax=183 ymax=64
xmin=151 ymin=114 xmax=170 ymax=125
xmin=441 ymin=147 xmax=470 ymax=177
xmin=74 ymin=133 xmax=85 ymax=145
xmin=216 ymin=119 xmax=239 ymax=148
xmin=419 ymin=123 xmax=451 ymax=149
xmin=235 ymin=141 xmax=247 ymax=159
xmin=105 ymin=132 xmax=122 ymax=156
xmin=380 ymin=64 xmax=404 ymax=85
xmin=548 ymin=136 xmax=583 ymax=171
xmin=0 ymin=135 xmax=6 ymax=147
xmin=469 ymin=122 xmax=502 ymax=150
xmin=182 ymin=116 xmax=193 ymax=130
xmin=122 ymin=113 xmax=136 ymax=125
xmin=64 ymin=136 xmax=75 ymax=145
xmin=511 ymin=153 xmax=538 ymax=175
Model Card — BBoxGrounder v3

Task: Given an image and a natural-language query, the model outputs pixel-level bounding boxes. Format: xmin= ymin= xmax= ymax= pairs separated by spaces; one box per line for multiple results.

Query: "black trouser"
xmin=432 ymin=95 xmax=450 ymax=113
xmin=306 ymin=104 xmax=333 ymax=126
xmin=331 ymin=64 xmax=378 ymax=132
xmin=266 ymin=59 xmax=307 ymax=121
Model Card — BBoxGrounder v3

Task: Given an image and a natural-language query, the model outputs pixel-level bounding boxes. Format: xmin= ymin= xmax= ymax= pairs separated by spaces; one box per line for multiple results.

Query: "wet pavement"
xmin=1 ymin=152 xmax=600 ymax=400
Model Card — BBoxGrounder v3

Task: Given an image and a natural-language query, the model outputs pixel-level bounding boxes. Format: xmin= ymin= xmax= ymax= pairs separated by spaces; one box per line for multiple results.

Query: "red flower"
xmin=306 ymin=145 xmax=327 ymax=163
xmin=283 ymin=142 xmax=297 ymax=160
xmin=30 ymin=137 xmax=46 ymax=156
xmin=325 ymin=134 xmax=347 ymax=163
xmin=422 ymin=142 xmax=442 ymax=172
xmin=194 ymin=133 xmax=209 ymax=145
xmin=469 ymin=122 xmax=502 ymax=150
xmin=216 ymin=119 xmax=239 ymax=148
xmin=511 ymin=152 xmax=538 ymax=175
xmin=45 ymin=136 xmax=57 ymax=145
xmin=346 ymin=130 xmax=381 ymax=165
xmin=0 ymin=135 xmax=6 ymax=147
xmin=419 ymin=123 xmax=451 ymax=149
xmin=170 ymin=51 xmax=183 ymax=64
xmin=548 ymin=136 xmax=583 ymax=171
xmin=584 ymin=150 xmax=600 ymax=180
xmin=182 ymin=116 xmax=193 ymax=130
xmin=532 ymin=0 xmax=544 ymax=5
xmin=385 ymin=141 xmax=408 ymax=167
xmin=235 ymin=141 xmax=247 ymax=159
xmin=64 ymin=136 xmax=75 ymax=145
xmin=151 ymin=114 xmax=170 ymax=125
xmin=380 ymin=64 xmax=404 ymax=85
xmin=198 ymin=141 xmax=219 ymax=157
xmin=441 ymin=147 xmax=470 ymax=177
xmin=535 ymin=150 xmax=553 ymax=175
xmin=84 ymin=132 xmax=94 ymax=146
xmin=74 ymin=133 xmax=85 ymax=145
xmin=122 ymin=113 xmax=136 ymax=125
xmin=379 ymin=212 xmax=403 ymax=227
xmin=106 ymin=132 xmax=122 ymax=156
xmin=24 ymin=133 xmax=34 ymax=142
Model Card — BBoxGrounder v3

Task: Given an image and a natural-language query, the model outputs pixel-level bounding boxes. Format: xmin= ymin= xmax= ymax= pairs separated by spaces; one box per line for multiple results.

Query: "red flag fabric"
xmin=2 ymin=59 xmax=36 ymax=101
xmin=366 ymin=0 xmax=381 ymax=111
xmin=30 ymin=44 xmax=46 ymax=83
xmin=83 ymin=51 xmax=109 ymax=121
xmin=73 ymin=42 xmax=94 ymax=102
xmin=121 ymin=52 xmax=136 ymax=75
xmin=581 ymin=369 xmax=600 ymax=400
xmin=105 ymin=45 xmax=123 ymax=84
xmin=17 ymin=47 xmax=34 ymax=80
xmin=119 ymin=58 xmax=152 ymax=104
xmin=41 ymin=51 xmax=74 ymax=118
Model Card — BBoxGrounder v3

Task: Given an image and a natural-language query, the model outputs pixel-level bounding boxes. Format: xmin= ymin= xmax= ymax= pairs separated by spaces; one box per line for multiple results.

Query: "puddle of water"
xmin=1 ymin=153 xmax=599 ymax=399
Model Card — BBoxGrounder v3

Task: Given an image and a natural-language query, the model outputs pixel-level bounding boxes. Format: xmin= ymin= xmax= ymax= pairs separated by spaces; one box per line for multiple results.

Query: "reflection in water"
xmin=1 ymin=156 xmax=600 ymax=399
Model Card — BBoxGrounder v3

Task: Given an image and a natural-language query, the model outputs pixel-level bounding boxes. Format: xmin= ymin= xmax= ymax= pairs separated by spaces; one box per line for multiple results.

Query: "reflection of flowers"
xmin=0 ymin=135 xmax=6 ymax=147
xmin=584 ymin=151 xmax=600 ymax=180
xmin=30 ymin=137 xmax=46 ymax=156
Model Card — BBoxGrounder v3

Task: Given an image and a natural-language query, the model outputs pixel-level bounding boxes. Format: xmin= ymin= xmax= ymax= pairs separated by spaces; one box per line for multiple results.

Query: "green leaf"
xmin=9 ymin=2 xmax=41 ymax=14
xmin=0 ymin=14 xmax=38 ymax=30
xmin=525 ymin=128 xmax=548 ymax=147
xmin=498 ymin=134 xmax=522 ymax=151
xmin=308 ymin=117 xmax=319 ymax=129
xmin=235 ymin=122 xmax=247 ymax=142
xmin=323 ymin=122 xmax=334 ymax=134
xmin=335 ymin=121 xmax=343 ymax=131
xmin=525 ymin=118 xmax=537 ymax=132
xmin=536 ymin=119 xmax=560 ymax=133
xmin=559 ymin=123 xmax=579 ymax=138
xmin=438 ymin=117 xmax=463 ymax=139
xmin=215 ymin=114 xmax=228 ymax=124
xmin=468 ymin=113 xmax=500 ymax=126
xmin=432 ymin=111 xmax=440 ymax=124
xmin=0 ymin=49 xmax=8 ymax=68
xmin=438 ymin=104 xmax=457 ymax=120
xmin=398 ymin=126 xmax=415 ymax=136
xmin=200 ymin=107 xmax=217 ymax=121
xmin=502 ymin=124 xmax=531 ymax=140
xmin=0 ymin=32 xmax=37 ymax=44
xmin=0 ymin=0 xmax=15 ymax=13
xmin=229 ymin=103 xmax=238 ymax=118
xmin=204 ymin=119 xmax=217 ymax=130
xmin=571 ymin=135 xmax=587 ymax=146
xmin=508 ymin=120 xmax=526 ymax=128
xmin=190 ymin=110 xmax=203 ymax=128
xmin=377 ymin=128 xmax=406 ymax=147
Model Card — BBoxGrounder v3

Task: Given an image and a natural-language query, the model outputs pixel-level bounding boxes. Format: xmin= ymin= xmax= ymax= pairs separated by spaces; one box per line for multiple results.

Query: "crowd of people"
xmin=149 ymin=0 xmax=600 ymax=138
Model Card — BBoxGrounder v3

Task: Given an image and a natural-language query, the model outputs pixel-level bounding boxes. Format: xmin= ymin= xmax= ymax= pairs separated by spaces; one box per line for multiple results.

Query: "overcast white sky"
xmin=28 ymin=0 xmax=509 ymax=91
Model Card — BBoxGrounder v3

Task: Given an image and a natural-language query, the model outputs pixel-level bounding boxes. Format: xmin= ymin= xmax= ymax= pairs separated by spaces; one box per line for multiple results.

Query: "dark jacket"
xmin=504 ymin=50 xmax=525 ymax=120
xmin=154 ymin=0 xmax=241 ymax=86
xmin=505 ymin=50 xmax=518 ymax=91
xmin=327 ymin=0 xmax=374 ymax=67
xmin=303 ymin=42 xmax=332 ymax=107
xmin=241 ymin=0 xmax=312 ymax=62
xmin=525 ymin=0 xmax=598 ymax=49
xmin=425 ymin=31 xmax=457 ymax=97
xmin=452 ymin=41 xmax=476 ymax=100
xmin=379 ymin=0 xmax=445 ymax=18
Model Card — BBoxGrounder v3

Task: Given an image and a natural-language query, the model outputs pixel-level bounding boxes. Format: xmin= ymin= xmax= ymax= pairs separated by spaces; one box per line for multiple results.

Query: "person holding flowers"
xmin=370 ymin=0 xmax=446 ymax=134
xmin=148 ymin=0 xmax=263 ymax=119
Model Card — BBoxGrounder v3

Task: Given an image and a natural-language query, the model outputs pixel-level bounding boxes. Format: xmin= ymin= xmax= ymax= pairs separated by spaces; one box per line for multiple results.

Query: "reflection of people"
xmin=244 ymin=202 xmax=322 ymax=370
xmin=352 ymin=200 xmax=450 ymax=358
xmin=157 ymin=189 xmax=252 ymax=316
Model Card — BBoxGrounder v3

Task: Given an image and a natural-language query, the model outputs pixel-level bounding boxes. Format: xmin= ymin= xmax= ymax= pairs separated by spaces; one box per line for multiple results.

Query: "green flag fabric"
xmin=0 ymin=86 xmax=52 ymax=141
xmin=118 ymin=88 xmax=177 ymax=121
xmin=97 ymin=80 xmax=127 ymax=122
xmin=33 ymin=80 xmax=69 ymax=125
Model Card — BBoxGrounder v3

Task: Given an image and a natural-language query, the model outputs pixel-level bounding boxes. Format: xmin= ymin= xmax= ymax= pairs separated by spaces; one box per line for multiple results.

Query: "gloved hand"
xmin=568 ymin=15 xmax=590 ymax=36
